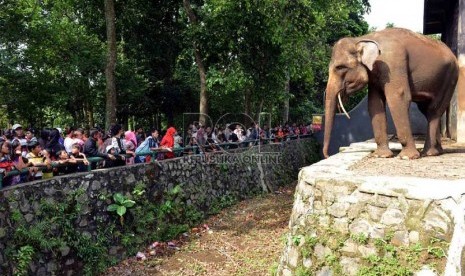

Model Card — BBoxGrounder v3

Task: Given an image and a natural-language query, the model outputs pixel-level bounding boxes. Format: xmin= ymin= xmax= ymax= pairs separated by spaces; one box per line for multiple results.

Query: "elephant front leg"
xmin=368 ymin=88 xmax=394 ymax=158
xmin=385 ymin=87 xmax=420 ymax=159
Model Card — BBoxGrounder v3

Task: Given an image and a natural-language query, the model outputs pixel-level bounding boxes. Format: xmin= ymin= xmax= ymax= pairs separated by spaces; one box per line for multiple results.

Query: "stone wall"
xmin=278 ymin=142 xmax=465 ymax=275
xmin=0 ymin=137 xmax=319 ymax=275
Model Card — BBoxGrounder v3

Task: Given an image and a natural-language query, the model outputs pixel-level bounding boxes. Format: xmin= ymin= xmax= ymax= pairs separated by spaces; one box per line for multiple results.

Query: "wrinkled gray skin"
xmin=323 ymin=28 xmax=458 ymax=160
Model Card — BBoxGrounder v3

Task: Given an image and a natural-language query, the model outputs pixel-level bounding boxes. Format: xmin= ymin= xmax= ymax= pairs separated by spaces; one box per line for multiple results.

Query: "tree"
xmin=104 ymin=0 xmax=117 ymax=130
xmin=183 ymin=0 xmax=208 ymax=125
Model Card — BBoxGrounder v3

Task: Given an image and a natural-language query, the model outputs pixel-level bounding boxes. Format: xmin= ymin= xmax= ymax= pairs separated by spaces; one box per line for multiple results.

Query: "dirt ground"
xmin=350 ymin=138 xmax=465 ymax=180
xmin=102 ymin=185 xmax=295 ymax=276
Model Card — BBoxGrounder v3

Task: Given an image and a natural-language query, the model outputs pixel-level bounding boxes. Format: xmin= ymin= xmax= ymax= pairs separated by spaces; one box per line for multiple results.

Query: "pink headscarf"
xmin=125 ymin=131 xmax=137 ymax=147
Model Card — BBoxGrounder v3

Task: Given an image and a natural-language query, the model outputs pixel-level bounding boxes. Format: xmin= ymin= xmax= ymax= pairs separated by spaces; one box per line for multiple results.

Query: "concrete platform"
xmin=278 ymin=140 xmax=465 ymax=276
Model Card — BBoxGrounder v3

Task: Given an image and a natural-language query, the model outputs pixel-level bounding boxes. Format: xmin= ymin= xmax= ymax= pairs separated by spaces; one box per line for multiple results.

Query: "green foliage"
xmin=292 ymin=235 xmax=303 ymax=246
xmin=351 ymin=233 xmax=368 ymax=245
xmin=107 ymin=193 xmax=136 ymax=225
xmin=0 ymin=0 xmax=369 ymax=128
xmin=209 ymin=194 xmax=238 ymax=215
xmin=357 ymin=234 xmax=447 ymax=276
xmin=14 ymin=245 xmax=35 ymax=276
xmin=8 ymin=189 xmax=110 ymax=275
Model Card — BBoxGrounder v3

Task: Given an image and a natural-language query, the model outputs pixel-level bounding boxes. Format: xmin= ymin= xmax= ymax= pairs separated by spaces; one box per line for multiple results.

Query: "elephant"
xmin=323 ymin=28 xmax=459 ymax=159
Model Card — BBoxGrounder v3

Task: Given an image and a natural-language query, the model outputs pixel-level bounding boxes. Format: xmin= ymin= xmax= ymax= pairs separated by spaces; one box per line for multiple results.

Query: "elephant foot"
xmin=398 ymin=148 xmax=420 ymax=160
xmin=371 ymin=148 xmax=394 ymax=158
xmin=421 ymin=146 xmax=443 ymax=157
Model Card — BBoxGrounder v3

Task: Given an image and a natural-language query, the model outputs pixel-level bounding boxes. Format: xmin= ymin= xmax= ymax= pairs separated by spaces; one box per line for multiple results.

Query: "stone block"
xmin=316 ymin=266 xmax=333 ymax=276
xmin=391 ymin=230 xmax=409 ymax=247
xmin=287 ymin=247 xmax=299 ymax=268
xmin=380 ymin=208 xmax=405 ymax=226
xmin=423 ymin=206 xmax=452 ymax=235
xmin=303 ymin=258 xmax=312 ymax=268
xmin=60 ymin=245 xmax=70 ymax=257
xmin=314 ymin=244 xmax=331 ymax=261
xmin=328 ymin=202 xmax=350 ymax=218
xmin=341 ymin=240 xmax=358 ymax=256
xmin=358 ymin=245 xmax=377 ymax=258
xmin=334 ymin=218 xmax=349 ymax=234
xmin=367 ymin=205 xmax=385 ymax=222
xmin=409 ymin=231 xmax=420 ymax=244
xmin=340 ymin=256 xmax=360 ymax=276
xmin=349 ymin=218 xmax=371 ymax=235
xmin=348 ymin=203 xmax=364 ymax=219
xmin=25 ymin=213 xmax=34 ymax=223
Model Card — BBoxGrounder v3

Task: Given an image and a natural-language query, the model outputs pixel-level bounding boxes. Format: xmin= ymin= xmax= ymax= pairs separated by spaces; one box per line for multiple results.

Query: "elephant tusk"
xmin=338 ymin=93 xmax=351 ymax=119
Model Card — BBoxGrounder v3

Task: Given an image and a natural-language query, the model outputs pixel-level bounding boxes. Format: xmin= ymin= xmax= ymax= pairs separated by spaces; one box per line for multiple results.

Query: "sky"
xmin=363 ymin=0 xmax=424 ymax=33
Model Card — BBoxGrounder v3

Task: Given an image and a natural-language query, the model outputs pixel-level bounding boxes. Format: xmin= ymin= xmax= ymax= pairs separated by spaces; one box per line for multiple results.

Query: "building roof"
xmin=423 ymin=0 xmax=455 ymax=34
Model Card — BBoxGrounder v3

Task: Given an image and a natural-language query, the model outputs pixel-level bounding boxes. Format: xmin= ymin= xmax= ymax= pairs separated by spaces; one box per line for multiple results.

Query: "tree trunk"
xmin=282 ymin=77 xmax=290 ymax=124
xmin=244 ymin=88 xmax=253 ymax=123
xmin=85 ymin=100 xmax=94 ymax=129
xmin=183 ymin=0 xmax=208 ymax=126
xmin=104 ymin=0 xmax=117 ymax=131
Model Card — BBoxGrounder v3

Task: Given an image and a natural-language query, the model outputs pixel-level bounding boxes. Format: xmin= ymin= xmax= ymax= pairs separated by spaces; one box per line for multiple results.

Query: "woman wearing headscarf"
xmin=160 ymin=127 xmax=176 ymax=159
xmin=124 ymin=131 xmax=137 ymax=164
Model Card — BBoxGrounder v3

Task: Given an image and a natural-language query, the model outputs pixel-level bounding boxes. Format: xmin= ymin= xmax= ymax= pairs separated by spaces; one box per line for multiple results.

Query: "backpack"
xmin=135 ymin=137 xmax=156 ymax=162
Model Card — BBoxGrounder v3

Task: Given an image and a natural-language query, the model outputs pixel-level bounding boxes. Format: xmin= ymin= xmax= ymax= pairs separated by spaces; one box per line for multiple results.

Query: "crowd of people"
xmin=0 ymin=121 xmax=313 ymax=187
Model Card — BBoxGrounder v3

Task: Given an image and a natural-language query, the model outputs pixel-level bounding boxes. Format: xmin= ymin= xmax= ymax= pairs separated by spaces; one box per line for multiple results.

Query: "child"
xmin=70 ymin=143 xmax=89 ymax=172
xmin=104 ymin=145 xmax=125 ymax=168
xmin=54 ymin=150 xmax=78 ymax=175
xmin=26 ymin=141 xmax=52 ymax=180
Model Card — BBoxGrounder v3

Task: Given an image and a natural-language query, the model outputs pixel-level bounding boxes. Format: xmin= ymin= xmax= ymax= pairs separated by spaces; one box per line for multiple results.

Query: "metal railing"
xmin=0 ymin=134 xmax=312 ymax=188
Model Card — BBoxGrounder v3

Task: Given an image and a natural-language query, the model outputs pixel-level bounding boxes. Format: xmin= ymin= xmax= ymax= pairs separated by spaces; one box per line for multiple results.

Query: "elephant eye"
xmin=335 ymin=65 xmax=347 ymax=71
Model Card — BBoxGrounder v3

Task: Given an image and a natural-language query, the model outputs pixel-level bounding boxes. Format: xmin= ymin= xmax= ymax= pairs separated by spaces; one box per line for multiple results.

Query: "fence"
xmin=0 ymin=134 xmax=312 ymax=188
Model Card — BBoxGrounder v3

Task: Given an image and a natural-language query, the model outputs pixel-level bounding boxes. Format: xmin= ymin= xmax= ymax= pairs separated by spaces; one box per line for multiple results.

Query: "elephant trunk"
xmin=323 ymin=90 xmax=337 ymax=158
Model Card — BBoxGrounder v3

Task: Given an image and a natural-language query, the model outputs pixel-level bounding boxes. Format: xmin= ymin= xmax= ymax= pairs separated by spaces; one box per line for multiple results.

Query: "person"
xmin=26 ymin=141 xmax=52 ymax=180
xmin=64 ymin=127 xmax=76 ymax=153
xmin=174 ymin=130 xmax=182 ymax=149
xmin=216 ymin=128 xmax=226 ymax=143
xmin=135 ymin=128 xmax=159 ymax=163
xmin=73 ymin=128 xmax=85 ymax=148
xmin=0 ymin=139 xmax=15 ymax=186
xmin=12 ymin=124 xmax=28 ymax=157
xmin=54 ymin=150 xmax=78 ymax=175
xmin=160 ymin=127 xmax=176 ymax=159
xmin=56 ymin=127 xmax=64 ymax=146
xmin=135 ymin=125 xmax=145 ymax=146
xmin=70 ymin=143 xmax=89 ymax=172
xmin=196 ymin=125 xmax=206 ymax=148
xmin=10 ymin=139 xmax=35 ymax=184
xmin=104 ymin=145 xmax=126 ymax=168
xmin=109 ymin=124 xmax=133 ymax=167
xmin=249 ymin=123 xmax=259 ymax=141
xmin=275 ymin=127 xmax=284 ymax=142
xmin=38 ymin=129 xmax=50 ymax=149
xmin=124 ymin=130 xmax=137 ymax=164
xmin=45 ymin=128 xmax=65 ymax=160
xmin=83 ymin=128 xmax=116 ymax=169
xmin=25 ymin=128 xmax=37 ymax=144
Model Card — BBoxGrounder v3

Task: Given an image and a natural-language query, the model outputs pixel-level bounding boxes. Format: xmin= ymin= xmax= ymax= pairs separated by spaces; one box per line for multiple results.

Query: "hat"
xmin=56 ymin=127 xmax=63 ymax=134
xmin=12 ymin=124 xmax=22 ymax=130
xmin=106 ymin=145 xmax=114 ymax=153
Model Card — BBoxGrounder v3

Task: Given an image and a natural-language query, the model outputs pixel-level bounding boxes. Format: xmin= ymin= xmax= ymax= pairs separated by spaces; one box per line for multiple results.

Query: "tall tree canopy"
xmin=0 ymin=0 xmax=369 ymax=130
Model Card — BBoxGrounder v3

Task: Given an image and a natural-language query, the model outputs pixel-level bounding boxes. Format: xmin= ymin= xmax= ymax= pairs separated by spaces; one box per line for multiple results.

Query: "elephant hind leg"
xmin=421 ymin=116 xmax=443 ymax=156
xmin=417 ymin=102 xmax=444 ymax=157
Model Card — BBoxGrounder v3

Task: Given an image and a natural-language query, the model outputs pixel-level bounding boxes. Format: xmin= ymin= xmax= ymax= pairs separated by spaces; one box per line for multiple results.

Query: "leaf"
xmin=116 ymin=205 xmax=127 ymax=217
xmin=171 ymin=185 xmax=181 ymax=195
xmin=122 ymin=199 xmax=136 ymax=208
xmin=113 ymin=193 xmax=125 ymax=204
xmin=107 ymin=204 xmax=119 ymax=212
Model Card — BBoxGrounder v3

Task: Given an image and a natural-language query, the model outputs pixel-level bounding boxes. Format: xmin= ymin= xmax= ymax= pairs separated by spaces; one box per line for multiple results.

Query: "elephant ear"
xmin=356 ymin=40 xmax=380 ymax=71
